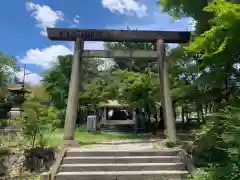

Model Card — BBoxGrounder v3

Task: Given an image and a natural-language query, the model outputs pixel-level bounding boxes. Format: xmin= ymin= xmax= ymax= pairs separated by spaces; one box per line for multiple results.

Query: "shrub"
xmin=12 ymin=101 xmax=58 ymax=148
xmin=56 ymin=109 xmax=66 ymax=128
xmin=191 ymin=106 xmax=240 ymax=180
xmin=0 ymin=102 xmax=12 ymax=119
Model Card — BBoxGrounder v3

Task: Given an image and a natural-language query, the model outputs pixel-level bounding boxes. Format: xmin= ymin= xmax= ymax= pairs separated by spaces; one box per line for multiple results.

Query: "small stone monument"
xmin=7 ymin=84 xmax=30 ymax=118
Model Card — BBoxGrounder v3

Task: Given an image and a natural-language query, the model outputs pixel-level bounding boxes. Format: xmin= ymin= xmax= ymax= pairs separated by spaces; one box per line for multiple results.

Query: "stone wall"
xmin=0 ymin=147 xmax=55 ymax=179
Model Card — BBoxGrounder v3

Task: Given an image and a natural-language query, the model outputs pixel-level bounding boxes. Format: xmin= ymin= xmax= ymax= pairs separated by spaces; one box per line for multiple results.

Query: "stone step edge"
xmin=67 ymin=149 xmax=179 ymax=152
xmin=57 ymin=170 xmax=188 ymax=175
xmin=64 ymin=156 xmax=181 ymax=159
xmin=60 ymin=163 xmax=184 ymax=167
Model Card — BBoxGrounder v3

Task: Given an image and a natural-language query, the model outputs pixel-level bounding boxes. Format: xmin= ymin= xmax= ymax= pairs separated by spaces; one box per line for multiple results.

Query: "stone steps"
xmin=59 ymin=163 xmax=186 ymax=172
xmin=62 ymin=156 xmax=182 ymax=164
xmin=100 ymin=123 xmax=135 ymax=133
xmin=56 ymin=171 xmax=188 ymax=180
xmin=65 ymin=149 xmax=179 ymax=157
xmin=55 ymin=149 xmax=189 ymax=180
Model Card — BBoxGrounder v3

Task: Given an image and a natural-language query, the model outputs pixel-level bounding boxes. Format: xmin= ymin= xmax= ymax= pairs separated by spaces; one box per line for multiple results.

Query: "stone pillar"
xmin=9 ymin=108 xmax=22 ymax=118
xmin=156 ymin=104 xmax=161 ymax=122
xmin=156 ymin=39 xmax=176 ymax=141
xmin=133 ymin=109 xmax=137 ymax=131
xmin=63 ymin=38 xmax=84 ymax=140
xmin=103 ymin=107 xmax=107 ymax=120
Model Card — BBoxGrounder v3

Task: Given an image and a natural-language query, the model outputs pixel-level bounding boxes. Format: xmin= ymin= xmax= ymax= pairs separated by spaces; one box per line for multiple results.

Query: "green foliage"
xmin=115 ymin=70 xmax=160 ymax=112
xmin=188 ymin=168 xmax=214 ymax=180
xmin=0 ymin=52 xmax=18 ymax=119
xmin=187 ymin=0 xmax=240 ymax=55
xmin=191 ymin=104 xmax=240 ymax=179
xmin=157 ymin=0 xmax=213 ymax=34
xmin=0 ymin=52 xmax=19 ymax=100
xmin=79 ymin=73 xmax=111 ymax=109
xmin=79 ymin=70 xmax=160 ymax=112
xmin=0 ymin=102 xmax=12 ymax=119
xmin=26 ymin=84 xmax=49 ymax=102
xmin=157 ymin=1 xmax=240 ymax=178
xmin=105 ymin=41 xmax=158 ymax=72
xmin=12 ymin=101 xmax=58 ymax=148
xmin=163 ymin=0 xmax=240 ymax=113
xmin=42 ymin=55 xmax=101 ymax=109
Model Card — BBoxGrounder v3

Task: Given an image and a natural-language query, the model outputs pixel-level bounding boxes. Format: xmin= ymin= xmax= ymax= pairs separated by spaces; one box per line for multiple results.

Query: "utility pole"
xmin=22 ymin=64 xmax=31 ymax=88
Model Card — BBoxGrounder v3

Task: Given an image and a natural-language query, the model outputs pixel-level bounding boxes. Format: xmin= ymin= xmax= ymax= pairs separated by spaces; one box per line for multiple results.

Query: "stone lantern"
xmin=7 ymin=84 xmax=30 ymax=118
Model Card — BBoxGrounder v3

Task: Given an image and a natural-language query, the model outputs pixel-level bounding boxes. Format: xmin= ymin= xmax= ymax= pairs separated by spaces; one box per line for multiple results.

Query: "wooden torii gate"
xmin=46 ymin=28 xmax=190 ymax=142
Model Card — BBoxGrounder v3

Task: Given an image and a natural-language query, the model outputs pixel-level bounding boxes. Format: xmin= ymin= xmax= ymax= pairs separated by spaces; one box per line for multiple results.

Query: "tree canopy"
xmin=42 ymin=55 xmax=103 ymax=109
xmin=0 ymin=52 xmax=19 ymax=101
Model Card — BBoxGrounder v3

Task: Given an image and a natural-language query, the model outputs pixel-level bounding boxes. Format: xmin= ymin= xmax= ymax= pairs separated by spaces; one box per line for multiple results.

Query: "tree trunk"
xmin=32 ymin=130 xmax=37 ymax=148
xmin=181 ymin=107 xmax=185 ymax=126
xmin=156 ymin=106 xmax=165 ymax=130
xmin=200 ymin=108 xmax=205 ymax=124
xmin=173 ymin=102 xmax=177 ymax=119
xmin=197 ymin=110 xmax=201 ymax=124
xmin=186 ymin=112 xmax=190 ymax=125
xmin=204 ymin=104 xmax=208 ymax=114
xmin=196 ymin=104 xmax=201 ymax=124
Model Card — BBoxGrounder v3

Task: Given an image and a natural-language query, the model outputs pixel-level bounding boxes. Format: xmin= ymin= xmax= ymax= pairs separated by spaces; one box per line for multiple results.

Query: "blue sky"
xmin=0 ymin=0 xmax=193 ymax=84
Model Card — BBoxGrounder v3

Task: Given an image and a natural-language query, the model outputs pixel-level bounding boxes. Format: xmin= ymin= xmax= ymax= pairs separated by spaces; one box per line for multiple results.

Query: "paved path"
xmin=78 ymin=139 xmax=162 ymax=151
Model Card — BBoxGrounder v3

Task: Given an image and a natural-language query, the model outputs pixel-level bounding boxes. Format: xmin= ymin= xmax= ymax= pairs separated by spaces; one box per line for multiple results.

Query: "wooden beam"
xmin=47 ymin=28 xmax=191 ymax=43
xmin=82 ymin=50 xmax=157 ymax=58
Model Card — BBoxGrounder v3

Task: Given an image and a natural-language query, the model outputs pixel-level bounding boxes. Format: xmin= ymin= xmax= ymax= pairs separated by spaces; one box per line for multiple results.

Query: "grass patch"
xmin=48 ymin=129 xmax=148 ymax=148
xmin=0 ymin=128 xmax=148 ymax=149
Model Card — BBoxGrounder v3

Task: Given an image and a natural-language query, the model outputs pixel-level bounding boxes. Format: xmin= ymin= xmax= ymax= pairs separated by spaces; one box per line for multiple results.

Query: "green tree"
xmin=42 ymin=55 xmax=102 ymax=109
xmin=159 ymin=0 xmax=240 ymax=179
xmin=113 ymin=70 xmax=160 ymax=112
xmin=26 ymin=84 xmax=49 ymax=102
xmin=157 ymin=0 xmax=213 ymax=34
xmin=105 ymin=41 xmax=158 ymax=72
xmin=160 ymin=0 xmax=240 ymax=123
xmin=0 ymin=52 xmax=19 ymax=101
xmin=13 ymin=101 xmax=58 ymax=148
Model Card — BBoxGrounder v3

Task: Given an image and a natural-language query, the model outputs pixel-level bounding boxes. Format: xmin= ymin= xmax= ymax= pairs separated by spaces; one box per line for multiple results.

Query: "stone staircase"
xmin=100 ymin=124 xmax=135 ymax=133
xmin=54 ymin=148 xmax=189 ymax=180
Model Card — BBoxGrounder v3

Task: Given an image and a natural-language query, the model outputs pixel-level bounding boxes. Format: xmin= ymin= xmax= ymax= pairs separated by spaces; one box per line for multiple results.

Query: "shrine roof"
xmin=99 ymin=100 xmax=128 ymax=108
xmin=7 ymin=84 xmax=31 ymax=93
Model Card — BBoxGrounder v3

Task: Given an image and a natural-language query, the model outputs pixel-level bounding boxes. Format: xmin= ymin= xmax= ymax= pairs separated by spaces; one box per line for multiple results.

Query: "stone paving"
xmin=78 ymin=139 xmax=162 ymax=151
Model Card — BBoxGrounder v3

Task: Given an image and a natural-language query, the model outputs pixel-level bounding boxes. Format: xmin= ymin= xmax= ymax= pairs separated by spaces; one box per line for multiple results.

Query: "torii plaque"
xmin=47 ymin=28 xmax=190 ymax=141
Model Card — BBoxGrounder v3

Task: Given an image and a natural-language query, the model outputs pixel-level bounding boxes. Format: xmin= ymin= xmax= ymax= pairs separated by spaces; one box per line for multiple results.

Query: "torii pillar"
xmin=157 ymin=39 xmax=176 ymax=141
xmin=63 ymin=37 xmax=84 ymax=140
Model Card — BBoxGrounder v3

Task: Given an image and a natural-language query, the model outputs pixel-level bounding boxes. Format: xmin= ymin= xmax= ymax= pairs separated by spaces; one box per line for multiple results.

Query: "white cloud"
xmin=102 ymin=0 xmax=147 ymax=18
xmin=26 ymin=2 xmax=64 ymax=36
xmin=73 ymin=15 xmax=80 ymax=24
xmin=67 ymin=41 xmax=105 ymax=51
xmin=20 ymin=45 xmax=72 ymax=69
xmin=1 ymin=66 xmax=42 ymax=84
xmin=16 ymin=68 xmax=42 ymax=85
xmin=20 ymin=41 xmax=105 ymax=70
xmin=84 ymin=41 xmax=105 ymax=50
xmin=67 ymin=41 xmax=112 ymax=71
